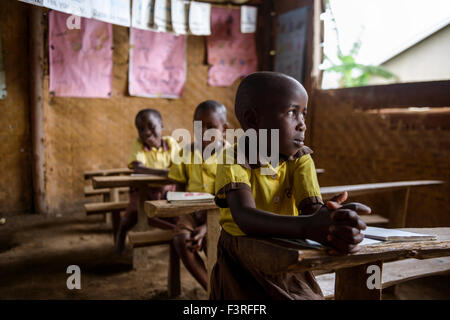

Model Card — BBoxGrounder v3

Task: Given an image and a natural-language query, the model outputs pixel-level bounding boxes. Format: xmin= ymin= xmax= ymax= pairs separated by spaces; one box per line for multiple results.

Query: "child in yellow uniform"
xmin=115 ymin=109 xmax=180 ymax=254
xmin=168 ymin=100 xmax=228 ymax=290
xmin=211 ymin=72 xmax=372 ymax=299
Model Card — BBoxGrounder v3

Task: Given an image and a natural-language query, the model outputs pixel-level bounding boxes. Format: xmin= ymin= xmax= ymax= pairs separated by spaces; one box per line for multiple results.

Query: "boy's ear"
xmin=243 ymin=108 xmax=259 ymax=129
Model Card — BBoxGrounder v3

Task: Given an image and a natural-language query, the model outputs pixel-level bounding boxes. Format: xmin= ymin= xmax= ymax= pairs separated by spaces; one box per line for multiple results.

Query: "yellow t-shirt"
xmin=168 ymin=143 xmax=223 ymax=194
xmin=215 ymin=144 xmax=323 ymax=236
xmin=128 ymin=136 xmax=180 ymax=169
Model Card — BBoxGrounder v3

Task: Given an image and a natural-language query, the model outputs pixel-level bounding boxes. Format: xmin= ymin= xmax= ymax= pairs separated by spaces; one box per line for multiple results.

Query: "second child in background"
xmin=115 ymin=109 xmax=181 ymax=254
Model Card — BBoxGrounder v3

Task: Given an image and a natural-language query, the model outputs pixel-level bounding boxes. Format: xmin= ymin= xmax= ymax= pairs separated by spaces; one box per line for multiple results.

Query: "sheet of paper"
xmin=206 ymin=7 xmax=257 ymax=87
xmin=189 ymin=1 xmax=211 ymax=35
xmin=154 ymin=0 xmax=171 ymax=32
xmin=275 ymin=6 xmax=309 ymax=83
xmin=167 ymin=191 xmax=214 ymax=201
xmin=43 ymin=0 xmax=92 ymax=18
xmin=49 ymin=11 xmax=113 ymax=98
xmin=91 ymin=0 xmax=131 ymax=27
xmin=171 ymin=0 xmax=188 ymax=35
xmin=240 ymin=5 xmax=257 ymax=33
xmin=132 ymin=0 xmax=156 ymax=30
xmin=362 ymin=227 xmax=437 ymax=241
xmin=19 ymin=0 xmax=43 ymax=6
xmin=129 ymin=28 xmax=186 ymax=98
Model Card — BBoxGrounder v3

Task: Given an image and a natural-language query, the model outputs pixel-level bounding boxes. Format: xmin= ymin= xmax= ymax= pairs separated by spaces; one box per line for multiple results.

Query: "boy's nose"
xmin=296 ymin=117 xmax=306 ymax=132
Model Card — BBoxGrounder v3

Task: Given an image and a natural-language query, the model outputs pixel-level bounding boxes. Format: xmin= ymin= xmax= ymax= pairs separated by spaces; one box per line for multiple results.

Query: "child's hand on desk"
xmin=186 ymin=224 xmax=207 ymax=252
xmin=307 ymin=192 xmax=371 ymax=254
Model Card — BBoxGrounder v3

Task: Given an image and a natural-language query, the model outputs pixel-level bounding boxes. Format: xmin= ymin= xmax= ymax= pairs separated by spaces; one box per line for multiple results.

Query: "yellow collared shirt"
xmin=128 ymin=136 xmax=180 ymax=169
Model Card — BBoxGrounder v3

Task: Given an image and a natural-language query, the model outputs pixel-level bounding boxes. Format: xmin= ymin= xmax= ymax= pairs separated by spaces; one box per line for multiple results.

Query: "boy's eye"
xmin=288 ymin=109 xmax=296 ymax=116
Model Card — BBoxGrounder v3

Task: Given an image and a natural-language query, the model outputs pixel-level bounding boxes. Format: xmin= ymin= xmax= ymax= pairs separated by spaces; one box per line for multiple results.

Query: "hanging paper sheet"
xmin=43 ymin=0 xmax=92 ymax=18
xmin=132 ymin=0 xmax=155 ymax=30
xmin=241 ymin=5 xmax=257 ymax=33
xmin=19 ymin=0 xmax=43 ymax=6
xmin=189 ymin=1 xmax=211 ymax=35
xmin=154 ymin=0 xmax=171 ymax=32
xmin=206 ymin=7 xmax=257 ymax=87
xmin=91 ymin=0 xmax=131 ymax=27
xmin=171 ymin=0 xmax=188 ymax=35
xmin=274 ymin=6 xmax=308 ymax=83
xmin=49 ymin=11 xmax=113 ymax=98
xmin=129 ymin=28 xmax=186 ymax=98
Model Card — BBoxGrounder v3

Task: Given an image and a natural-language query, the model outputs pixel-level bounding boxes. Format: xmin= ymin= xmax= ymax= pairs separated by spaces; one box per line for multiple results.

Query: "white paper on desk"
xmin=167 ymin=191 xmax=214 ymax=201
xmin=43 ymin=0 xmax=92 ymax=18
xmin=189 ymin=1 xmax=211 ymax=35
xmin=91 ymin=0 xmax=131 ymax=27
xmin=171 ymin=0 xmax=188 ymax=35
xmin=19 ymin=0 xmax=44 ymax=6
xmin=132 ymin=0 xmax=156 ymax=30
xmin=154 ymin=0 xmax=171 ymax=32
xmin=362 ymin=227 xmax=437 ymax=242
xmin=241 ymin=5 xmax=257 ymax=33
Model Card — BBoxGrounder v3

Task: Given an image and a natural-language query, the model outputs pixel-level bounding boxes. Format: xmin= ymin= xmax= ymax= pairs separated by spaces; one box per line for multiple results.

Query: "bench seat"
xmin=83 ymin=201 xmax=129 ymax=215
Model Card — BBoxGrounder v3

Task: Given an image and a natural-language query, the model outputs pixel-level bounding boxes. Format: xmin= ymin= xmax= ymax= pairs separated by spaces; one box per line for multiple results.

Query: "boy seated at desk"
xmin=115 ymin=109 xmax=181 ymax=254
xmin=211 ymin=72 xmax=372 ymax=299
xmin=168 ymin=100 xmax=229 ymax=290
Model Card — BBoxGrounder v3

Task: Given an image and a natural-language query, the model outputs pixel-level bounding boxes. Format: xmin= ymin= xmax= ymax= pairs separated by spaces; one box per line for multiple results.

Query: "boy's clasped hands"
xmin=306 ymin=191 xmax=372 ymax=254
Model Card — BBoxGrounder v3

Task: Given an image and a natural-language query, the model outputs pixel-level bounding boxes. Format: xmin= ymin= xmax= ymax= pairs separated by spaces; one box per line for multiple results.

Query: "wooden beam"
xmin=314 ymin=80 xmax=450 ymax=109
xmin=29 ymin=6 xmax=47 ymax=214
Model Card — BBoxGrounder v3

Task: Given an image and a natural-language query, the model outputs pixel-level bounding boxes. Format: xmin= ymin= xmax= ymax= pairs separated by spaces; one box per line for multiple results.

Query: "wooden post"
xmin=106 ymin=187 xmax=120 ymax=224
xmin=206 ymin=208 xmax=220 ymax=296
xmin=29 ymin=6 xmax=47 ymax=214
xmin=388 ymin=188 xmax=410 ymax=228
xmin=335 ymin=261 xmax=383 ymax=300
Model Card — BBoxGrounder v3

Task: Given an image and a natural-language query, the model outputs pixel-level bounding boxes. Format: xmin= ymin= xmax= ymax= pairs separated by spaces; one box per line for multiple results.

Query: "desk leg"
xmin=131 ymin=187 xmax=149 ymax=268
xmin=206 ymin=208 xmax=220 ymax=296
xmin=106 ymin=188 xmax=120 ymax=225
xmin=335 ymin=261 xmax=383 ymax=300
xmin=168 ymin=243 xmax=181 ymax=297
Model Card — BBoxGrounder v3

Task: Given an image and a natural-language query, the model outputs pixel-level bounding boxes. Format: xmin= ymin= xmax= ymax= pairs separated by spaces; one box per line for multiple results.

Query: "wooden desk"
xmin=84 ymin=167 xmax=133 ymax=179
xmin=321 ymin=180 xmax=444 ymax=227
xmin=145 ymin=200 xmax=219 ymax=295
xmin=238 ymin=228 xmax=450 ymax=299
xmin=92 ymin=175 xmax=171 ymax=230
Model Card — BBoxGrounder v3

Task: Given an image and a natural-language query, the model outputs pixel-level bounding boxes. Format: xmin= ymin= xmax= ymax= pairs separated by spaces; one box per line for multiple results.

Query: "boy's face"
xmin=136 ymin=113 xmax=163 ymax=149
xmin=194 ymin=109 xmax=227 ymax=150
xmin=254 ymin=81 xmax=308 ymax=158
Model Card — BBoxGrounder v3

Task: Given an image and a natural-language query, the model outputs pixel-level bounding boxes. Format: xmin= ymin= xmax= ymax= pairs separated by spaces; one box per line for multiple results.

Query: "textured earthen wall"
xmin=43 ymin=25 xmax=240 ymax=215
xmin=0 ymin=1 xmax=32 ymax=216
xmin=311 ymin=97 xmax=450 ymax=227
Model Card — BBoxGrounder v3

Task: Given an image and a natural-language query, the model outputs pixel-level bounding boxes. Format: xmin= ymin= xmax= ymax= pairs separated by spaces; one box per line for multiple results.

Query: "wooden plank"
xmin=388 ymin=188 xmax=410 ymax=228
xmin=84 ymin=201 xmax=128 ymax=215
xmin=128 ymin=230 xmax=174 ymax=248
xmin=238 ymin=228 xmax=450 ymax=275
xmin=84 ymin=186 xmax=129 ymax=196
xmin=84 ymin=167 xmax=133 ymax=179
xmin=206 ymin=208 xmax=221 ymax=296
xmin=314 ymin=80 xmax=450 ymax=109
xmin=146 ymin=200 xmax=218 ymax=218
xmin=361 ymin=214 xmax=389 ymax=226
xmin=335 ymin=261 xmax=383 ymax=300
xmin=92 ymin=175 xmax=169 ymax=189
xmin=316 ymin=257 xmax=450 ymax=299
xmin=320 ymin=180 xmax=443 ymax=199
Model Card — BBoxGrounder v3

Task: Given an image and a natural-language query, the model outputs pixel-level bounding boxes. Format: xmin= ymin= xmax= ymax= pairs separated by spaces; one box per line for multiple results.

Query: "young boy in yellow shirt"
xmin=168 ymin=100 xmax=229 ymax=290
xmin=211 ymin=72 xmax=371 ymax=299
xmin=115 ymin=109 xmax=180 ymax=254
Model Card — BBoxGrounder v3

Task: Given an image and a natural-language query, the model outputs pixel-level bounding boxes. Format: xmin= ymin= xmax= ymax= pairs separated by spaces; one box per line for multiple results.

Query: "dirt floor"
xmin=0 ymin=213 xmax=448 ymax=300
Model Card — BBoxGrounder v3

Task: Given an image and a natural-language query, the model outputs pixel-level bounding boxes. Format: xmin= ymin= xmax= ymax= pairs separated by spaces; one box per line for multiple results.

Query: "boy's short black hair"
xmin=235 ymin=71 xmax=306 ymax=126
xmin=194 ymin=100 xmax=227 ymax=122
xmin=135 ymin=109 xmax=162 ymax=127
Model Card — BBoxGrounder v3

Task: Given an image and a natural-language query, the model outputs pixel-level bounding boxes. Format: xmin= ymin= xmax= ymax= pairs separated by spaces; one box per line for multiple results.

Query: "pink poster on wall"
xmin=129 ymin=28 xmax=186 ymax=98
xmin=206 ymin=7 xmax=257 ymax=87
xmin=49 ymin=11 xmax=113 ymax=98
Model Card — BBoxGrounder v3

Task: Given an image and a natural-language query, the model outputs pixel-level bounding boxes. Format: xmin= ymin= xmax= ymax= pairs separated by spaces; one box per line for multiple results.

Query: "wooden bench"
xmin=316 ymin=256 xmax=450 ymax=299
xmin=127 ymin=229 xmax=181 ymax=297
xmin=84 ymin=186 xmax=129 ymax=198
xmin=84 ymin=201 xmax=128 ymax=241
xmin=84 ymin=167 xmax=133 ymax=180
xmin=321 ymin=180 xmax=444 ymax=228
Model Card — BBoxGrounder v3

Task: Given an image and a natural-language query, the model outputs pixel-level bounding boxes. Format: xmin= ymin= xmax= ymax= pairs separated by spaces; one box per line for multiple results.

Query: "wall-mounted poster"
xmin=132 ymin=0 xmax=155 ymax=31
xmin=91 ymin=0 xmax=131 ymax=27
xmin=43 ymin=0 xmax=92 ymax=18
xmin=129 ymin=28 xmax=186 ymax=98
xmin=275 ymin=6 xmax=309 ymax=83
xmin=206 ymin=7 xmax=257 ymax=87
xmin=49 ymin=11 xmax=113 ymax=98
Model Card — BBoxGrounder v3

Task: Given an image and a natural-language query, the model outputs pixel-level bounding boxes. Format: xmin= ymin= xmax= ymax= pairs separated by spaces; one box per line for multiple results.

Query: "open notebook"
xmin=166 ymin=191 xmax=215 ymax=204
